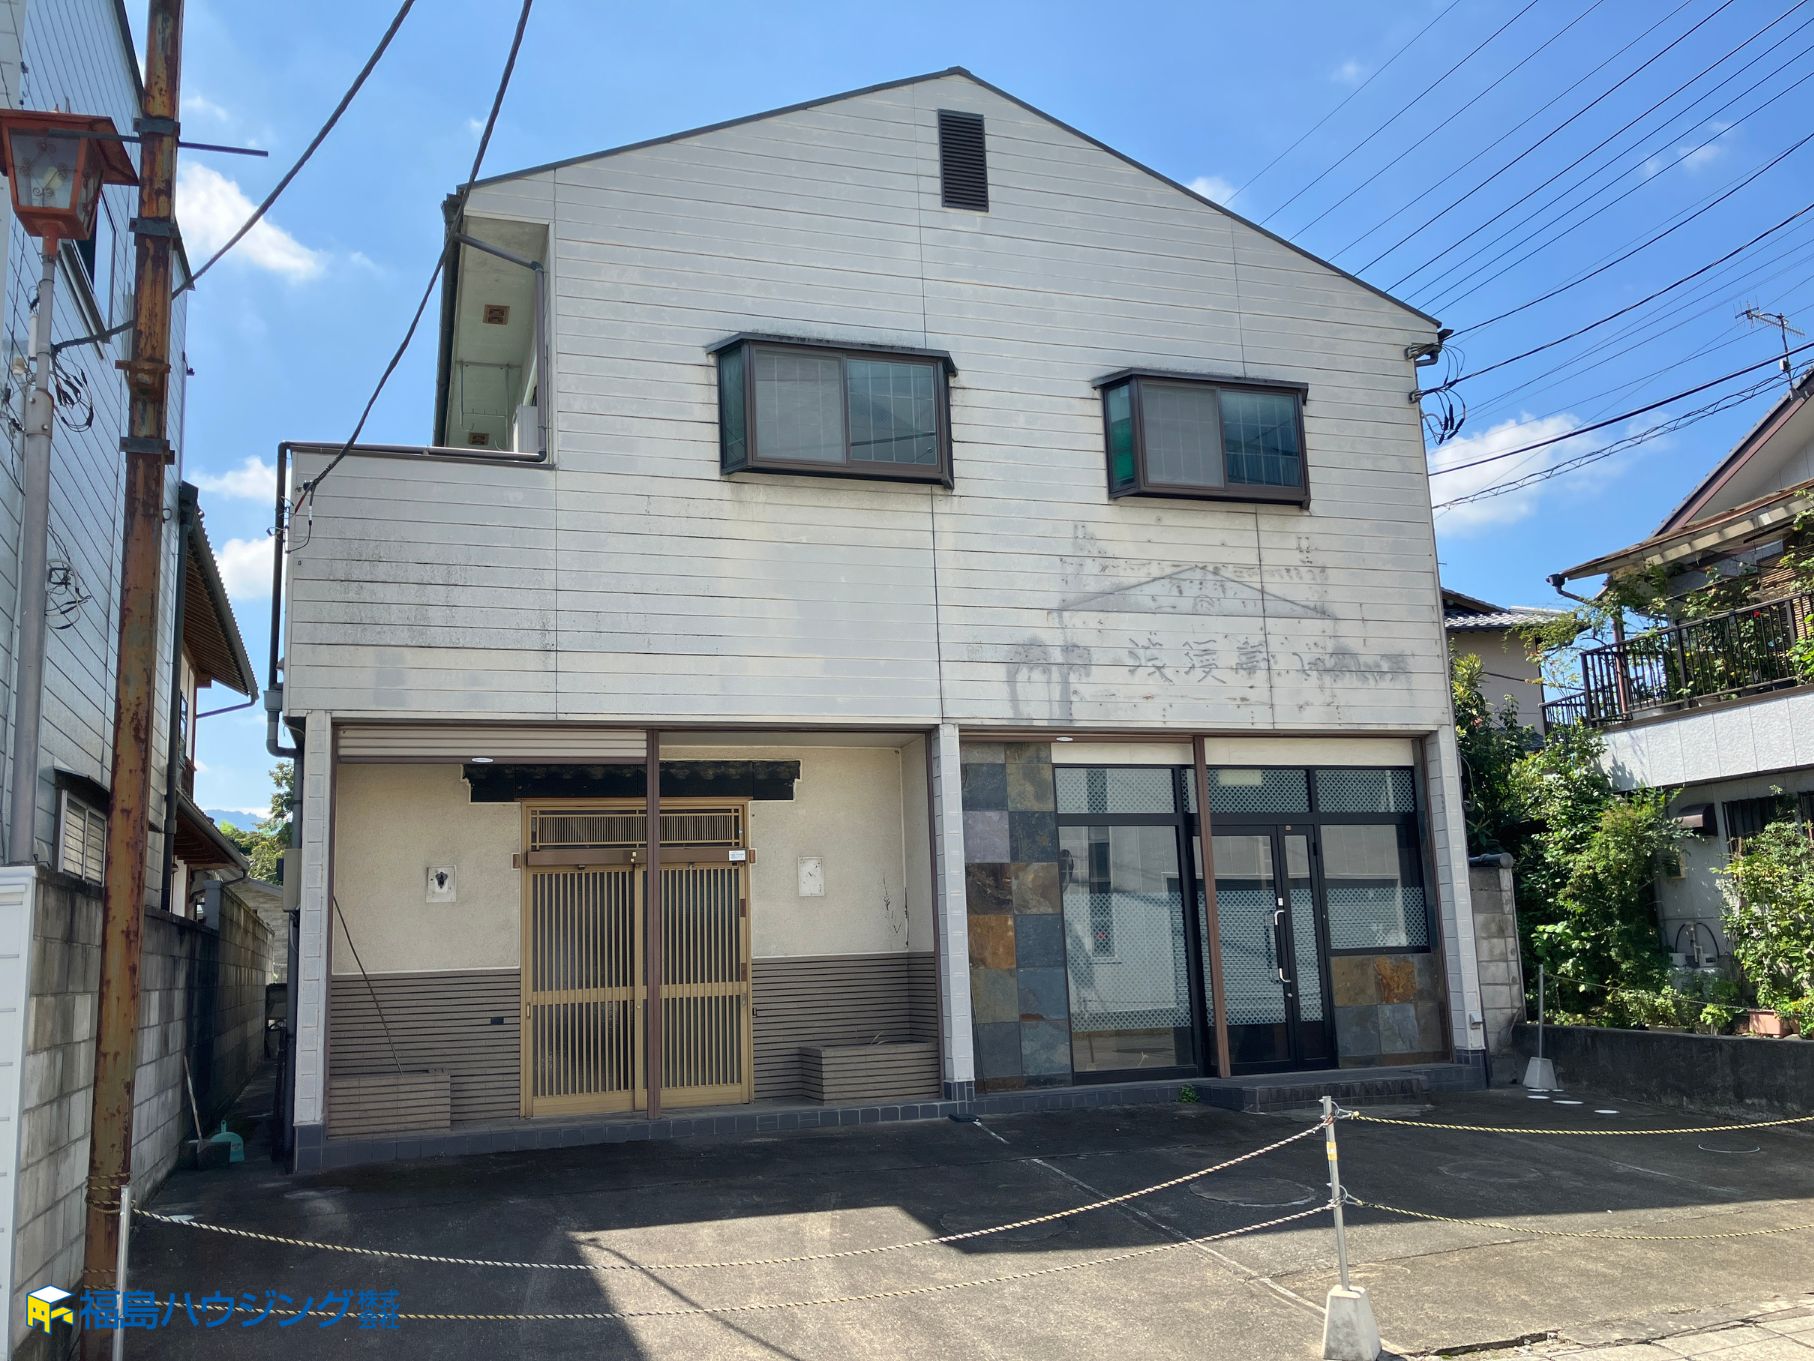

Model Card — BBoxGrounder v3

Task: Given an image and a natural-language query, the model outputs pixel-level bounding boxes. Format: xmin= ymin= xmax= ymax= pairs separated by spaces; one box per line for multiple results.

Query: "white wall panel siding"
xmin=293 ymin=719 xmax=333 ymax=1128
xmin=286 ymin=73 xmax=1448 ymax=738
xmin=1422 ymin=730 xmax=1483 ymax=1056
xmin=1601 ymin=689 xmax=1814 ymax=791
xmin=0 ymin=0 xmax=186 ymax=894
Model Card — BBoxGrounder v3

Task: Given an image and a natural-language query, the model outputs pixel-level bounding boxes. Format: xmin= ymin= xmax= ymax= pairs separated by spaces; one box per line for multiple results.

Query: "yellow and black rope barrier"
xmin=1345 ymin=1110 xmax=1814 ymax=1136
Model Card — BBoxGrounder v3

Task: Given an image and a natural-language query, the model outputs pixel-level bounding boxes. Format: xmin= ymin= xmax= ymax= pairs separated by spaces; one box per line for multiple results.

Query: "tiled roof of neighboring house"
xmin=1441 ymin=589 xmax=1565 ymax=632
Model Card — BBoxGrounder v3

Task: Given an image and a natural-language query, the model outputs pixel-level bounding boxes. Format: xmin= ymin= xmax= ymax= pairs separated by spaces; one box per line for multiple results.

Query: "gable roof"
xmin=1654 ymin=369 xmax=1814 ymax=533
xmin=462 ymin=67 xmax=1440 ymax=330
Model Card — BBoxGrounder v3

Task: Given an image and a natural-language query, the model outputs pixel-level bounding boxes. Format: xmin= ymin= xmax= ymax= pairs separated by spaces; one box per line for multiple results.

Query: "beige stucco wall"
xmin=332 ymin=763 xmax=523 ymax=974
xmin=1451 ymin=629 xmax=1547 ymax=731
xmin=331 ymin=744 xmax=932 ymax=974
xmin=688 ymin=745 xmax=926 ymax=959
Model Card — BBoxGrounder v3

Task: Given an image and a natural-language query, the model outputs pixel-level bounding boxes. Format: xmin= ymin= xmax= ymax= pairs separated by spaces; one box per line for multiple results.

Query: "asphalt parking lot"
xmin=121 ymin=1085 xmax=1814 ymax=1359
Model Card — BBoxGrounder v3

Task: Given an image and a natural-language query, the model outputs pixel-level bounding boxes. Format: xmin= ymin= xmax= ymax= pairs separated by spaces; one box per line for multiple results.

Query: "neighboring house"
xmin=1442 ymin=588 xmax=1559 ymax=732
xmin=0 ymin=4 xmax=267 ymax=1351
xmin=1548 ymin=368 xmax=1814 ymax=965
xmin=274 ymin=69 xmax=1487 ymax=1172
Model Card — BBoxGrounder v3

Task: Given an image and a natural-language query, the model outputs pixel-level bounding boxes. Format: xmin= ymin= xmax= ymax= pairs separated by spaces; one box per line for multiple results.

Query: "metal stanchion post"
xmin=1523 ymin=963 xmax=1557 ymax=1092
xmin=1319 ymin=1097 xmax=1380 ymax=1361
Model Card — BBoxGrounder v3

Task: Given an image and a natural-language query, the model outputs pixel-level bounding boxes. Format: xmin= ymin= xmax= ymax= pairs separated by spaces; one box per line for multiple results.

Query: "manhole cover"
xmin=1440 ymin=1159 xmax=1542 ymax=1184
xmin=1190 ymin=1174 xmax=1320 ymax=1208
xmin=936 ymin=1210 xmax=1072 ymax=1243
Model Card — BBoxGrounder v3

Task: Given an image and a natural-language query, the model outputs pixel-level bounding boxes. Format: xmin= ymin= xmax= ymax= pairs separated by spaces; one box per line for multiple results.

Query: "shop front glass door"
xmin=1208 ymin=828 xmax=1330 ymax=1072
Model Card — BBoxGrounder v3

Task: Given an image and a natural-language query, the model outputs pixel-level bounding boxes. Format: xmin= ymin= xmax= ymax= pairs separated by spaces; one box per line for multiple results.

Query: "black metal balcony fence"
xmin=1542 ymin=588 xmax=1814 ymax=728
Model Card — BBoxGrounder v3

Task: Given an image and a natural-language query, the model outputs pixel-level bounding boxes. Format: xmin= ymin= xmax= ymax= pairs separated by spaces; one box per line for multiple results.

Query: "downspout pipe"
xmin=267 ymin=440 xmax=298 ymax=761
xmin=157 ymin=486 xmax=197 ymax=913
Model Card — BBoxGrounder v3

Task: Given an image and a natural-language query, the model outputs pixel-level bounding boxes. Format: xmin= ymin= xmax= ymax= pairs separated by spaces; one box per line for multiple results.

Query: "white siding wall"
xmin=0 ymin=0 xmax=186 ymax=898
xmin=286 ymin=74 xmax=1447 ymax=737
xmin=1601 ymin=689 xmax=1814 ymax=790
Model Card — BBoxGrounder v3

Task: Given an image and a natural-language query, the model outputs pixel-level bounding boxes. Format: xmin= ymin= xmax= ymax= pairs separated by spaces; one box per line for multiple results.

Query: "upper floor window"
xmin=712 ymin=336 xmax=954 ymax=485
xmin=1096 ymin=370 xmax=1308 ymax=505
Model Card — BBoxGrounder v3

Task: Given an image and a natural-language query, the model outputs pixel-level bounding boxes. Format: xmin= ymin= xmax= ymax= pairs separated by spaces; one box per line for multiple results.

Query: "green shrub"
xmin=1721 ymin=820 xmax=1814 ymax=1017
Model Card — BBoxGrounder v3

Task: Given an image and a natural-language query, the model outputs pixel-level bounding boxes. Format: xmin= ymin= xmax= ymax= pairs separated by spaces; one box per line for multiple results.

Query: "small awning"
xmin=1672 ymin=803 xmax=1717 ymax=836
xmin=173 ymin=792 xmax=248 ymax=871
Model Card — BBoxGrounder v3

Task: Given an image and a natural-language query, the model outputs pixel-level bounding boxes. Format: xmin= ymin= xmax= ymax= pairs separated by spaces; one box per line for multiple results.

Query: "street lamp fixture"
xmin=0 ymin=109 xmax=137 ymax=246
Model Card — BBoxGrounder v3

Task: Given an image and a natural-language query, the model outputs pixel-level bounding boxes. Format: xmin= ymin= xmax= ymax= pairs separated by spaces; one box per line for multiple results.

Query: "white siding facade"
xmin=283 ymin=73 xmax=1479 ymax=1127
xmin=286 ymin=74 xmax=1448 ymax=736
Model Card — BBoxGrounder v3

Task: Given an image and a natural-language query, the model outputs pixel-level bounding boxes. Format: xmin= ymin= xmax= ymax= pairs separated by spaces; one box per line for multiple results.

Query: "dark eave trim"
xmin=432 ymin=195 xmax=464 ymax=449
xmin=1090 ymin=366 xmax=1310 ymax=398
xmin=707 ymin=331 xmax=957 ymax=373
xmin=457 ymin=67 xmax=1439 ymax=331
xmin=181 ymin=484 xmax=259 ymax=700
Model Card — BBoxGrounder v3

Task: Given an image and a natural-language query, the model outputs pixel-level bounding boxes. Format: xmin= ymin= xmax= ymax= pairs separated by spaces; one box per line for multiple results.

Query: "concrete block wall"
xmin=9 ymin=870 xmax=276 ymax=1356
xmin=1468 ymin=856 xmax=1525 ymax=1056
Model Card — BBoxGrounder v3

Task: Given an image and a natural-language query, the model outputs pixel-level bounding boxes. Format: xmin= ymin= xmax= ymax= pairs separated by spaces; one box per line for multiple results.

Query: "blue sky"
xmin=160 ymin=0 xmax=1814 ymax=818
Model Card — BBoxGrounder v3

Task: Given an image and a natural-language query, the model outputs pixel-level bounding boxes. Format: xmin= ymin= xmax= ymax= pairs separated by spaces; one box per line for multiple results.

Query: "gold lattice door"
xmin=519 ymin=801 xmax=752 ymax=1116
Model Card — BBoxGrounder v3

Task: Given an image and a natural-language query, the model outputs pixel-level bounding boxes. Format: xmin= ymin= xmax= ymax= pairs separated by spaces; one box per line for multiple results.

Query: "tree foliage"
xmin=219 ymin=762 xmax=293 ymax=883
xmin=1509 ymin=723 xmax=1681 ymax=1024
xmin=1450 ymin=657 xmax=1682 ymax=1025
xmin=1721 ymin=820 xmax=1814 ymax=1023
xmin=1450 ymin=653 xmax=1536 ymax=857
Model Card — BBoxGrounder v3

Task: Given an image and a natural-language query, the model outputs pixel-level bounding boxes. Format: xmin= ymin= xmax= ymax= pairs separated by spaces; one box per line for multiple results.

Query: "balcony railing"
xmin=1544 ymin=589 xmax=1814 ymax=728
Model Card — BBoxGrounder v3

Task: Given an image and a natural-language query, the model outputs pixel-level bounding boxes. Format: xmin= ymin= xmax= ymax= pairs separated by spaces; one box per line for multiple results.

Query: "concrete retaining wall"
xmin=1511 ymin=1022 xmax=1814 ymax=1118
xmin=9 ymin=869 xmax=276 ymax=1357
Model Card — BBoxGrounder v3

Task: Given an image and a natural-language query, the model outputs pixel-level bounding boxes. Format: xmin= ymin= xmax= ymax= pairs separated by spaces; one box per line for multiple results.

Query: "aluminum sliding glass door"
xmin=1205 ymin=827 xmax=1332 ymax=1073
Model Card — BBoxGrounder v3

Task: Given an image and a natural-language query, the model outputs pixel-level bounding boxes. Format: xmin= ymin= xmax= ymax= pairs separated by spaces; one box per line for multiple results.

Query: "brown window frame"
xmin=711 ymin=334 xmax=955 ymax=487
xmin=1095 ymin=368 xmax=1310 ymax=507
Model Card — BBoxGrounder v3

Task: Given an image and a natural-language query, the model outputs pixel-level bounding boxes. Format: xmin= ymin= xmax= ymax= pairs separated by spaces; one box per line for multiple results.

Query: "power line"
xmin=1259 ymin=0 xmax=1542 ymax=229
xmin=1463 ymin=211 xmax=1814 ymax=417
xmin=1451 ymin=128 xmax=1814 ymax=339
xmin=1386 ymin=0 xmax=1769 ymax=290
xmin=1426 ymin=199 xmax=1814 ymax=390
xmin=1434 ymin=372 xmax=1788 ymax=510
xmin=53 ymin=0 xmax=419 ymax=355
xmin=1327 ymin=0 xmax=1693 ymax=263
xmin=184 ymin=0 xmax=416 ymax=293
xmin=1293 ymin=0 xmax=1608 ymax=240
xmin=1429 ymin=340 xmax=1814 ymax=478
xmin=295 ymin=0 xmax=534 ymax=512
xmin=1223 ymin=0 xmax=1463 ymax=206
xmin=1421 ymin=16 xmax=1814 ymax=312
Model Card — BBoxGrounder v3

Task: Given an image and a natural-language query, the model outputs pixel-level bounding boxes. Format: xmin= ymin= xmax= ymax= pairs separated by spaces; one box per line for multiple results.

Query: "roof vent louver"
xmin=937 ymin=109 xmax=988 ymax=211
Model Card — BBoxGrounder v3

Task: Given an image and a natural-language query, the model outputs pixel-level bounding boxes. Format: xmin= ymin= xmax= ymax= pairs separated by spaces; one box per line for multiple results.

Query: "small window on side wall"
xmin=1098 ymin=370 xmax=1308 ymax=505
xmin=713 ymin=336 xmax=953 ymax=485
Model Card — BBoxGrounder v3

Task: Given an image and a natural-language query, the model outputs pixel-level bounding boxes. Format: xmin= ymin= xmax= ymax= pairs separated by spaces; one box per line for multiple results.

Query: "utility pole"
xmin=79 ymin=0 xmax=184 ymax=1343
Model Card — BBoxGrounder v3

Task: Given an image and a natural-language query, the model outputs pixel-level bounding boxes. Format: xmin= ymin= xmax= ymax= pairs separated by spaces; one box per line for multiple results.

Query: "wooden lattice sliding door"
xmin=520 ymin=801 xmax=753 ymax=1117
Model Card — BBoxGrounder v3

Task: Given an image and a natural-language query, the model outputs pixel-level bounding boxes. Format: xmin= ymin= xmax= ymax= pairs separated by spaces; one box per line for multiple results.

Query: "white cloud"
xmin=466 ymin=116 xmax=485 ymax=138
xmin=1332 ymin=58 xmax=1367 ymax=85
xmin=215 ymin=535 xmax=274 ymax=599
xmin=1188 ymin=174 xmax=1236 ymax=204
xmin=192 ymin=455 xmax=275 ymax=501
xmin=176 ymin=163 xmax=323 ymax=280
xmin=182 ymin=91 xmax=233 ymax=126
xmin=1429 ymin=412 xmax=1594 ymax=536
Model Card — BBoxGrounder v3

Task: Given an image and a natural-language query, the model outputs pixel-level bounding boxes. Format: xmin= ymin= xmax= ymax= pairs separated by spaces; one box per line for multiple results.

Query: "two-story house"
xmin=273 ymin=69 xmax=1487 ymax=1171
xmin=1442 ymin=588 xmax=1560 ymax=733
xmin=1549 ymin=368 xmax=1814 ymax=967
